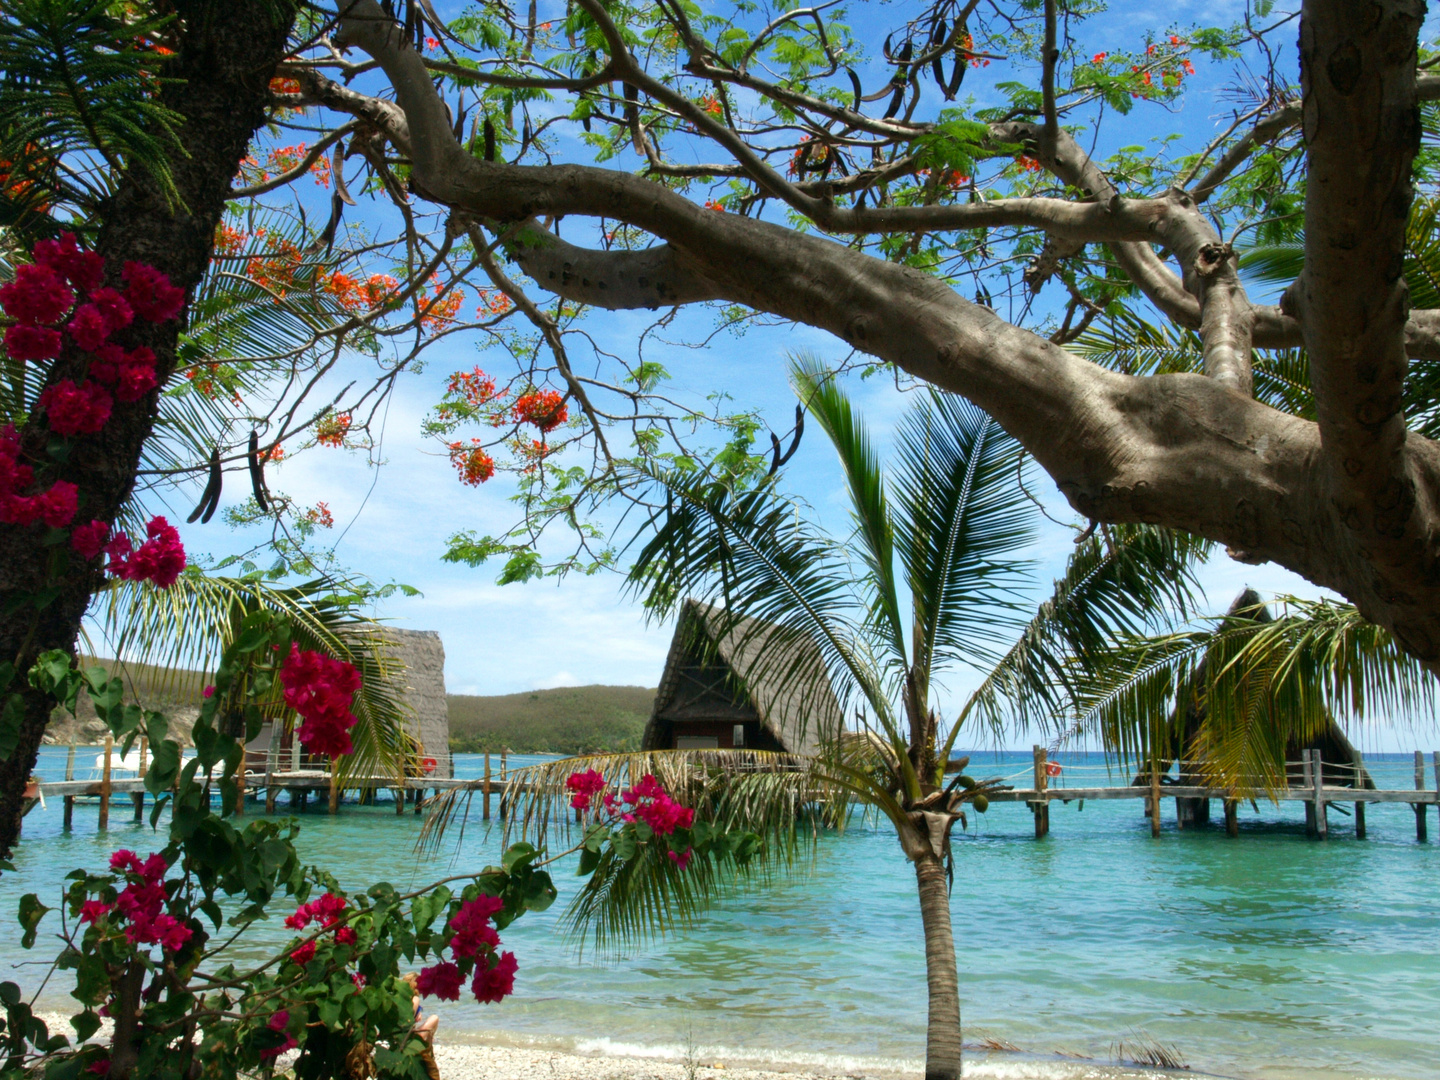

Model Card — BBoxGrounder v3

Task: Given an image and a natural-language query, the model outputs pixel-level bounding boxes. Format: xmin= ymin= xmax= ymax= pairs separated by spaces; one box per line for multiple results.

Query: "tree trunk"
xmin=913 ymin=853 xmax=962 ymax=1080
xmin=0 ymin=0 xmax=298 ymax=861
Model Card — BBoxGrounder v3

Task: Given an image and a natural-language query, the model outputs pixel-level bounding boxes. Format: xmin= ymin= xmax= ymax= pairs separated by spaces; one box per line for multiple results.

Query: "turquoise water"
xmin=5 ymin=749 xmax=1439 ymax=1080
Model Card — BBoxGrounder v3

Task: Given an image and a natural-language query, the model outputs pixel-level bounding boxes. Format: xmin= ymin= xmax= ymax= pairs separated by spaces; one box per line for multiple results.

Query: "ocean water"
xmin=4 ymin=749 xmax=1439 ymax=1080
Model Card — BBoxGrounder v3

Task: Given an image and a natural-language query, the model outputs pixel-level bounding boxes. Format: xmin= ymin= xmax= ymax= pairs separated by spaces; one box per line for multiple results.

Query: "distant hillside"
xmin=447 ymin=685 xmax=655 ymax=754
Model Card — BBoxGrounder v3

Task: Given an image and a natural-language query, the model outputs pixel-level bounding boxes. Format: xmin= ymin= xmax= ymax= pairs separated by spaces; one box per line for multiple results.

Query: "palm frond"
xmin=624 ymin=460 xmax=900 ymax=746
xmin=425 ymin=749 xmax=847 ymax=954
xmin=891 ymin=389 xmax=1033 ymax=699
xmin=789 ymin=355 xmax=908 ymax=669
xmin=955 ymin=525 xmax=1211 ymax=748
xmin=94 ymin=572 xmax=417 ymax=784
xmin=0 ymin=0 xmax=186 ymax=228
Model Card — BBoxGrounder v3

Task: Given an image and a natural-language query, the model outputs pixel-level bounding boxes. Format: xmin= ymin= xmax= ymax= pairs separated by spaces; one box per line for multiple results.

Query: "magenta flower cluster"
xmin=414 ymin=894 xmax=518 ymax=1005
xmin=284 ymin=891 xmax=356 ymax=965
xmin=568 ymin=770 xmax=696 ymax=870
xmin=0 ymin=233 xmax=187 ymax=587
xmin=78 ymin=849 xmax=193 ymax=954
xmin=278 ymin=644 xmax=362 ymax=759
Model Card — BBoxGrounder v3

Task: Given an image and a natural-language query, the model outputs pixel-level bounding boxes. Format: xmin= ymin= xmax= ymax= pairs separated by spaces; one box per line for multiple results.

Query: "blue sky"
xmin=101 ymin=1 xmax=1439 ymax=753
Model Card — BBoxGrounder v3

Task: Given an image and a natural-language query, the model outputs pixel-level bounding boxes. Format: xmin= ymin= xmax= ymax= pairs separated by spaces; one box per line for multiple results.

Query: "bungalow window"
xmin=733 ymin=724 xmax=745 ymax=747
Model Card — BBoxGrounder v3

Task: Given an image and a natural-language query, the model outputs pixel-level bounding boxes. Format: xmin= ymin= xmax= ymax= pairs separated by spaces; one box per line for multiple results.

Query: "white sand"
xmin=430 ymin=1043 xmax=887 ymax=1080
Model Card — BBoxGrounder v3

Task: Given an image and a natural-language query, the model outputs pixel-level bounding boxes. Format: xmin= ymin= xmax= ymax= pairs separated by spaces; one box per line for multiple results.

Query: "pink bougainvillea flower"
xmin=333 ymin=925 xmax=357 ymax=946
xmin=71 ymin=519 xmax=110 ymax=560
xmin=289 ymin=940 xmax=316 ymax=965
xmin=4 ymin=323 xmax=62 ymax=362
xmin=0 ymin=262 xmax=74 ymax=325
xmin=107 ymin=516 xmax=185 ymax=587
xmin=416 ymin=961 xmax=464 ymax=1001
xmin=667 ymin=847 xmax=693 ymax=871
xmin=565 ymin=768 xmax=606 ymax=811
xmin=280 ymin=645 xmax=361 ymax=758
xmin=38 ymin=379 xmax=112 ymax=437
xmin=122 ymin=262 xmax=185 ymax=323
xmin=35 ymin=480 xmax=78 ymax=527
xmin=67 ymin=303 xmax=111 ymax=351
xmin=78 ymin=900 xmax=112 ymax=924
xmin=34 ymin=233 xmax=105 ymax=294
xmin=87 ymin=287 xmax=133 ymax=334
xmin=471 ymin=950 xmax=518 ymax=1004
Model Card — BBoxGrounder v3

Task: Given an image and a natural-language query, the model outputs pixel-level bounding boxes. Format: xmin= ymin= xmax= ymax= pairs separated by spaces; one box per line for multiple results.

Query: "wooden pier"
xmin=25 ymin=743 xmax=1440 ymax=842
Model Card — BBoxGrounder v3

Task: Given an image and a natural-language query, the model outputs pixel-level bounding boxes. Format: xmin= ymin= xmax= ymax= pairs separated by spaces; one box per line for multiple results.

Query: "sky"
xmin=94 ymin=0 xmax=1438 ymax=754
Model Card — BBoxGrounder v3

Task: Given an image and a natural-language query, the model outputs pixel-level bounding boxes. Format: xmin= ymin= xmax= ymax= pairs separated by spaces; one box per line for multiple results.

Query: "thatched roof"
xmin=642 ymin=600 xmax=844 ymax=756
xmin=376 ymin=627 xmax=451 ymax=778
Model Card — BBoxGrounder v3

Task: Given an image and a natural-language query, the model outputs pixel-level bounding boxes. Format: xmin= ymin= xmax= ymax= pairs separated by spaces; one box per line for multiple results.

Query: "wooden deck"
xmin=27 ymin=744 xmax=1440 ymax=842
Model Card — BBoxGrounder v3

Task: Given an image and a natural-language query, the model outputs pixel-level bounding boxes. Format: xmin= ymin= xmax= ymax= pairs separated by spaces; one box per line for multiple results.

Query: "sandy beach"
xmin=430 ymin=1043 xmax=880 ymax=1080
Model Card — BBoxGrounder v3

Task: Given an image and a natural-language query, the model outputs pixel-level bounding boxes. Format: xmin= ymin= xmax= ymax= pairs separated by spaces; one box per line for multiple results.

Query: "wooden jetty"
xmin=26 ymin=741 xmax=1440 ymax=842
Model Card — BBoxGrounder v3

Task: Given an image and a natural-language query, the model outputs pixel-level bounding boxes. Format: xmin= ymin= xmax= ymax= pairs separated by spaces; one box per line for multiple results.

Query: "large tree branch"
xmin=333 ymin=0 xmax=1440 ymax=666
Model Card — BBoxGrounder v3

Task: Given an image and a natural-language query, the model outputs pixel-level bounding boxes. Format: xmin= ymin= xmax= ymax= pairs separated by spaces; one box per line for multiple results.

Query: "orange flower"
xmin=446 ymin=367 xmax=497 ymax=407
xmin=1093 ymin=52 xmax=1107 ymax=63
xmin=316 ymin=413 xmax=351 ymax=447
xmin=512 ymin=389 xmax=568 ymax=433
xmin=270 ymin=76 xmax=302 ymax=95
xmin=704 ymin=199 xmax=726 ymax=212
xmin=699 ymin=93 xmax=724 ymax=117
xmin=477 ymin=290 xmax=514 ymax=316
xmin=449 ymin=440 xmax=495 ymax=485
xmin=303 ymin=502 xmax=335 ymax=528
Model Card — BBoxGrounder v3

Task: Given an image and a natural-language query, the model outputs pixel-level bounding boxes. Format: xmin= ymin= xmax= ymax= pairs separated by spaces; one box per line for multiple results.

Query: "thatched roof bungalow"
xmin=641 ymin=600 xmax=843 ymax=755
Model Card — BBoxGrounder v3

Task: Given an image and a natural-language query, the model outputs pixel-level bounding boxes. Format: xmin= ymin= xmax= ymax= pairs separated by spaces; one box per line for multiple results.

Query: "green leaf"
xmin=69 ymin=1012 xmax=100 ymax=1042
xmin=0 ymin=693 xmax=25 ymax=760
xmin=17 ymin=893 xmax=49 ymax=949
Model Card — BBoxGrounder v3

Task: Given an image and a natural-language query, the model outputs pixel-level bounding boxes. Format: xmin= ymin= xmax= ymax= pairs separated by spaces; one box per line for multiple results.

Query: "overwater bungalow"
xmin=641 ymin=599 xmax=843 ymax=755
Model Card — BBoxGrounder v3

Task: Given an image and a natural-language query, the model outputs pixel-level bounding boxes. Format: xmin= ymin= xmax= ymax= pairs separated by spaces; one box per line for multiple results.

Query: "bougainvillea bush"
xmin=1 ymin=614 xmax=745 ymax=1080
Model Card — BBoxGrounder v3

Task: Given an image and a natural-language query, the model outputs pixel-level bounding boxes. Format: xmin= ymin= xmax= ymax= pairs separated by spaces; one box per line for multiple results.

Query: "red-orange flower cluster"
xmin=511 ymin=389 xmax=568 ymax=433
xmin=447 ymin=367 xmax=497 ymax=408
xmin=449 ymin=440 xmax=495 ymax=485
xmin=303 ymin=502 xmax=334 ymax=528
xmin=316 ymin=412 xmax=351 ymax=447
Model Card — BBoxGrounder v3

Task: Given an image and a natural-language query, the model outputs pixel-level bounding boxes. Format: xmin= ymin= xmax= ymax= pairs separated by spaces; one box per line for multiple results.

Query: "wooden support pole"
xmin=1302 ymin=754 xmax=1317 ymax=836
xmin=329 ymin=759 xmax=339 ymax=814
xmin=413 ymin=787 xmax=424 ymax=815
xmin=1224 ymin=799 xmax=1238 ymax=837
xmin=291 ymin=734 xmax=301 ymax=773
xmin=98 ymin=736 xmax=113 ymax=830
xmin=1031 ymin=745 xmax=1049 ymax=839
xmin=1354 ymin=750 xmax=1366 ymax=839
xmin=1415 ymin=750 xmax=1428 ymax=842
xmin=483 ymin=752 xmax=491 ymax=822
xmin=265 ymin=733 xmax=277 ymax=814
xmin=1149 ymin=754 xmax=1161 ymax=838
xmin=63 ymin=745 xmax=75 ymax=830
xmin=132 ymin=737 xmax=147 ymax=822
xmin=500 ymin=749 xmax=507 ymax=782
xmin=1312 ymin=748 xmax=1327 ymax=840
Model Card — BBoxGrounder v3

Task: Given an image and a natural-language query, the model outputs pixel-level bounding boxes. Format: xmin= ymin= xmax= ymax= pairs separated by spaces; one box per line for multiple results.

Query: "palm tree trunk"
xmin=914 ymin=852 xmax=962 ymax=1080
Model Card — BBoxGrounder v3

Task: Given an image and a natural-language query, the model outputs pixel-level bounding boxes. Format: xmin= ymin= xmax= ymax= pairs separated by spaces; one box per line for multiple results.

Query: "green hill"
xmin=447 ymin=685 xmax=655 ymax=754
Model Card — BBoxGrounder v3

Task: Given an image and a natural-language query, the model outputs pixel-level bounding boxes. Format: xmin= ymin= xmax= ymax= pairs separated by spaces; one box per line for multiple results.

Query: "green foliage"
xmin=447 ymin=685 xmax=654 ymax=754
xmin=0 ymin=0 xmax=186 ymax=234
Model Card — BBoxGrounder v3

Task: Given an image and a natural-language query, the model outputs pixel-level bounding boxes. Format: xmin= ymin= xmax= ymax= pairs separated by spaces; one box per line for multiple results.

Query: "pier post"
xmin=1354 ymin=750 xmax=1366 ymax=839
xmin=413 ymin=787 xmax=425 ymax=815
xmin=1311 ymin=748 xmax=1327 ymax=840
xmin=98 ymin=735 xmax=113 ymax=830
xmin=1031 ymin=745 xmax=1049 ymax=839
xmin=291 ymin=735 xmax=300 ymax=773
xmin=500 ymin=749 xmax=507 ymax=782
xmin=132 ymin=737 xmax=147 ymax=822
xmin=328 ymin=759 xmax=339 ymax=814
xmin=1224 ymin=799 xmax=1238 ymax=837
xmin=1302 ymin=754 xmax=1317 ymax=836
xmin=1415 ymin=751 xmax=1428 ymax=842
xmin=1149 ymin=755 xmax=1161 ymax=838
xmin=265 ymin=737 xmax=277 ymax=815
xmin=63 ymin=745 xmax=75 ymax=830
xmin=483 ymin=752 xmax=491 ymax=822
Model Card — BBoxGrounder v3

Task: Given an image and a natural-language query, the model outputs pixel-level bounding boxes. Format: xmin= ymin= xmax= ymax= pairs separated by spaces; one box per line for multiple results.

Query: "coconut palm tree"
xmin=451 ymin=358 xmax=1206 ymax=1080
